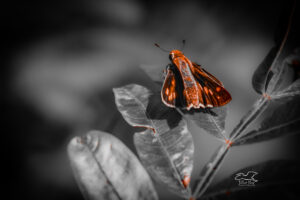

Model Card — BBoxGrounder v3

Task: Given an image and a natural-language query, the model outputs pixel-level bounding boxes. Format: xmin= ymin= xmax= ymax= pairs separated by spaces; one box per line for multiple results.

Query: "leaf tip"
xmin=67 ymin=136 xmax=85 ymax=155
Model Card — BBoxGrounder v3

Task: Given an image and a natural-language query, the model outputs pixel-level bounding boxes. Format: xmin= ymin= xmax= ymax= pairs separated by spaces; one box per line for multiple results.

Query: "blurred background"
xmin=3 ymin=0 xmax=299 ymax=199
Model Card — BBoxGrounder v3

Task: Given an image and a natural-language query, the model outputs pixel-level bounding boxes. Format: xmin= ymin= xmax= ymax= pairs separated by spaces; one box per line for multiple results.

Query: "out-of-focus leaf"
xmin=113 ymin=84 xmax=194 ymax=197
xmin=68 ymin=130 xmax=158 ymax=200
xmin=203 ymin=160 xmax=300 ymax=200
xmin=134 ymin=125 xmax=193 ymax=197
xmin=234 ymin=79 xmax=300 ymax=146
xmin=192 ymin=144 xmax=229 ymax=199
xmin=183 ymin=107 xmax=228 ymax=140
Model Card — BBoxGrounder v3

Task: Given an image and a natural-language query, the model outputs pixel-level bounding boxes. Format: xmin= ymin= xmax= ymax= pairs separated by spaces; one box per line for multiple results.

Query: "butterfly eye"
xmin=169 ymin=54 xmax=173 ymax=61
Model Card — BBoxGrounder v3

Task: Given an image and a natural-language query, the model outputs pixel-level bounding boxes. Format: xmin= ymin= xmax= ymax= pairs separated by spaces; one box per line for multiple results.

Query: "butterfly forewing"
xmin=161 ymin=69 xmax=177 ymax=107
xmin=161 ymin=66 xmax=187 ymax=108
xmin=193 ymin=63 xmax=223 ymax=86
xmin=192 ymin=63 xmax=231 ymax=107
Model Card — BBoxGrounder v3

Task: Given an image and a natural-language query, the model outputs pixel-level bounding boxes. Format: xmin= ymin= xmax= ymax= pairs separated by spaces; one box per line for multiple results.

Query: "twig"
xmin=263 ymin=0 xmax=296 ymax=94
xmin=192 ymin=144 xmax=229 ymax=199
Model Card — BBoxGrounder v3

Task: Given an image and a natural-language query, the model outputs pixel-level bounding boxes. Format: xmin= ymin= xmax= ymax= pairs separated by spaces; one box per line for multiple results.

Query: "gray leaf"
xmin=68 ymin=130 xmax=158 ymax=200
xmin=234 ymin=80 xmax=300 ymax=146
xmin=265 ymin=51 xmax=298 ymax=94
xmin=252 ymin=48 xmax=297 ymax=95
xmin=251 ymin=1 xmax=297 ymax=95
xmin=272 ymin=78 xmax=300 ymax=99
xmin=203 ymin=160 xmax=300 ymax=200
xmin=182 ymin=106 xmax=228 ymax=140
xmin=134 ymin=123 xmax=193 ymax=198
xmin=113 ymin=84 xmax=194 ymax=197
xmin=252 ymin=46 xmax=279 ymax=94
xmin=113 ymin=84 xmax=183 ymax=133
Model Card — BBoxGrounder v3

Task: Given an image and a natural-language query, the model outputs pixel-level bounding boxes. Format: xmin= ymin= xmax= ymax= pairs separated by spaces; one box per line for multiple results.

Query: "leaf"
xmin=231 ymin=55 xmax=299 ymax=142
xmin=182 ymin=107 xmax=228 ymax=140
xmin=113 ymin=84 xmax=194 ymax=197
xmin=272 ymin=77 xmax=300 ymax=98
xmin=266 ymin=51 xmax=298 ymax=94
xmin=67 ymin=130 xmax=158 ymax=200
xmin=252 ymin=47 xmax=298 ymax=95
xmin=113 ymin=84 xmax=183 ymax=133
xmin=234 ymin=79 xmax=300 ymax=146
xmin=251 ymin=2 xmax=297 ymax=95
xmin=134 ymin=125 xmax=194 ymax=197
xmin=252 ymin=46 xmax=279 ymax=94
xmin=203 ymin=160 xmax=300 ymax=200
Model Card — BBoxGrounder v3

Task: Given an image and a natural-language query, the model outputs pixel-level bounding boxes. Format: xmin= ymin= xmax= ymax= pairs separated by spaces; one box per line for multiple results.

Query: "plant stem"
xmin=264 ymin=0 xmax=296 ymax=94
xmin=192 ymin=144 xmax=229 ymax=199
xmin=192 ymin=97 xmax=269 ymax=199
xmin=230 ymin=97 xmax=268 ymax=141
xmin=191 ymin=1 xmax=296 ymax=198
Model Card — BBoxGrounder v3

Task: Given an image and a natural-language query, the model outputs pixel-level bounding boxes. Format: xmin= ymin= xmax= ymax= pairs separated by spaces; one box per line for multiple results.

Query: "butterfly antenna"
xmin=154 ymin=43 xmax=169 ymax=53
xmin=180 ymin=40 xmax=186 ymax=51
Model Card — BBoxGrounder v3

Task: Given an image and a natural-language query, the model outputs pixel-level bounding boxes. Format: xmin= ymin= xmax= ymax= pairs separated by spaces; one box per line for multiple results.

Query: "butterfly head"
xmin=169 ymin=50 xmax=184 ymax=61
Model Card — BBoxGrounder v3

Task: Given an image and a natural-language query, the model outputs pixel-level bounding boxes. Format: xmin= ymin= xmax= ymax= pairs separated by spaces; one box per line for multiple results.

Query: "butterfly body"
xmin=161 ymin=50 xmax=231 ymax=110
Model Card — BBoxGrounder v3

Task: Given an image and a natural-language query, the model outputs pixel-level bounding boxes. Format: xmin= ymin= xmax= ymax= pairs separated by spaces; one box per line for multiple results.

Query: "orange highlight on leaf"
xmin=150 ymin=128 xmax=156 ymax=134
xmin=182 ymin=175 xmax=190 ymax=188
xmin=263 ymin=93 xmax=271 ymax=100
xmin=225 ymin=139 xmax=233 ymax=148
xmin=132 ymin=126 xmax=156 ymax=134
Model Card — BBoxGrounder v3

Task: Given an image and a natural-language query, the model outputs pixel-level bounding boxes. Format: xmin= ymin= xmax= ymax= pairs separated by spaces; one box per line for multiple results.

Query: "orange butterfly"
xmin=157 ymin=44 xmax=231 ymax=110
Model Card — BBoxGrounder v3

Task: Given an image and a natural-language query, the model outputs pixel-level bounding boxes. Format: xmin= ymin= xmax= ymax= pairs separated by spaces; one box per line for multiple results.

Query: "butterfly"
xmin=157 ymin=45 xmax=232 ymax=110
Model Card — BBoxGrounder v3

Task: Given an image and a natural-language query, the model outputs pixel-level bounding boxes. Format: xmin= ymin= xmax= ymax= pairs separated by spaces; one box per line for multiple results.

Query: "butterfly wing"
xmin=161 ymin=68 xmax=177 ymax=107
xmin=192 ymin=63 xmax=232 ymax=107
xmin=161 ymin=65 xmax=186 ymax=108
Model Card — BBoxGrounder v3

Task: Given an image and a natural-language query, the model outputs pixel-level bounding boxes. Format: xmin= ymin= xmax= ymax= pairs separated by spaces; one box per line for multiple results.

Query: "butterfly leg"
xmin=204 ymin=108 xmax=217 ymax=116
xmin=163 ymin=64 xmax=172 ymax=78
xmin=166 ymin=63 xmax=172 ymax=70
